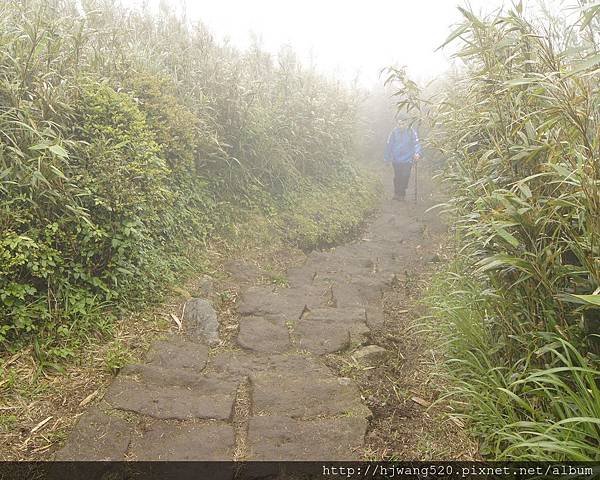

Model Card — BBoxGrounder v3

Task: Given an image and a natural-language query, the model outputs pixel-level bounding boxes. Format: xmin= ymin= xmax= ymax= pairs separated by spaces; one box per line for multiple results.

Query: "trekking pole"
xmin=413 ymin=160 xmax=418 ymax=204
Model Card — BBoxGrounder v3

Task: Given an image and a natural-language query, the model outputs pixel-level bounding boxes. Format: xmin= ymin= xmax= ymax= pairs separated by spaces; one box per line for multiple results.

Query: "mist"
xmin=123 ymin=0 xmax=572 ymax=86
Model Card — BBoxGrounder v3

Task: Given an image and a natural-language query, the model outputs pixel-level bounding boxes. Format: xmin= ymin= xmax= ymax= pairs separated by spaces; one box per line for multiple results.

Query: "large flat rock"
xmin=145 ymin=336 xmax=209 ymax=371
xmin=129 ymin=422 xmax=234 ymax=460
xmin=247 ymin=416 xmax=368 ymax=460
xmin=295 ymin=320 xmax=350 ymax=354
xmin=104 ymin=373 xmax=237 ymax=420
xmin=295 ymin=307 xmax=367 ymax=354
xmin=251 ymin=369 xmax=370 ymax=419
xmin=237 ymin=317 xmax=290 ymax=353
xmin=54 ymin=408 xmax=131 ymax=461
xmin=302 ymin=307 xmax=366 ymax=323
xmin=211 ymin=350 xmax=272 ymax=379
xmin=211 ymin=351 xmax=331 ymax=380
xmin=237 ymin=285 xmax=329 ymax=323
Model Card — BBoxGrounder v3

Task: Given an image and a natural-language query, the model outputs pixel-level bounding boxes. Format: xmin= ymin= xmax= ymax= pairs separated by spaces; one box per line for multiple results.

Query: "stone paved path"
xmin=56 ymin=188 xmax=430 ymax=462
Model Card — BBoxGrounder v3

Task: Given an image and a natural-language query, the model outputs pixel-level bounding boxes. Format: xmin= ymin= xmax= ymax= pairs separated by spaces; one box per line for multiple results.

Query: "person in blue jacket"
xmin=384 ymin=119 xmax=422 ymax=200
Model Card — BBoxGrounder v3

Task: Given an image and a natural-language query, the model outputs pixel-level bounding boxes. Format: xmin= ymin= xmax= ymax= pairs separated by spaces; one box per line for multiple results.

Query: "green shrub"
xmin=401 ymin=3 xmax=600 ymax=460
xmin=0 ymin=0 xmax=376 ymax=358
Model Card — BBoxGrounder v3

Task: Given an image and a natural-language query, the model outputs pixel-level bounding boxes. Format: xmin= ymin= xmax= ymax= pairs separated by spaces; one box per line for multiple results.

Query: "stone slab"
xmin=247 ymin=416 xmax=368 ymax=460
xmin=130 ymin=422 xmax=234 ymax=460
xmin=296 ymin=307 xmax=367 ymax=354
xmin=251 ymin=369 xmax=370 ymax=419
xmin=295 ymin=320 xmax=350 ymax=354
xmin=54 ymin=408 xmax=131 ymax=461
xmin=145 ymin=337 xmax=209 ymax=371
xmin=104 ymin=374 xmax=236 ymax=420
xmin=211 ymin=352 xmax=331 ymax=379
xmin=237 ymin=285 xmax=330 ymax=323
xmin=302 ymin=307 xmax=366 ymax=324
xmin=237 ymin=317 xmax=290 ymax=353
xmin=237 ymin=286 xmax=298 ymax=318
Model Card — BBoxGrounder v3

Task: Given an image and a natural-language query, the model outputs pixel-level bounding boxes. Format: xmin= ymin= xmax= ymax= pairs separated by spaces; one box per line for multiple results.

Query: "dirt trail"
xmin=55 ymin=166 xmax=463 ymax=462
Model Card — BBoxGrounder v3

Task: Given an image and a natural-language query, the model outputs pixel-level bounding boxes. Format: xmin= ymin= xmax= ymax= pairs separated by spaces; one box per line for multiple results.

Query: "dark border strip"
xmin=0 ymin=461 xmax=599 ymax=480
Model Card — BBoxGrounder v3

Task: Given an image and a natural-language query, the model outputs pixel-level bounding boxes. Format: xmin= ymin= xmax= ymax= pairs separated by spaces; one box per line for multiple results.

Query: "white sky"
xmin=124 ymin=0 xmax=572 ymax=86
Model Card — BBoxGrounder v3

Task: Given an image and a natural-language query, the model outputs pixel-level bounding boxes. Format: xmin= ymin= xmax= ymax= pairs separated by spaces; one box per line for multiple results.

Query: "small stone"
xmin=430 ymin=253 xmax=441 ymax=263
xmin=183 ymin=298 xmax=219 ymax=345
xmin=237 ymin=317 xmax=290 ymax=353
xmin=353 ymin=345 xmax=387 ymax=365
xmin=197 ymin=274 xmax=214 ymax=297
xmin=54 ymin=408 xmax=131 ymax=461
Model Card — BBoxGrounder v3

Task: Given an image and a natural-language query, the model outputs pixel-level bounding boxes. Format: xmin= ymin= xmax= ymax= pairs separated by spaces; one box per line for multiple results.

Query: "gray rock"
xmin=296 ymin=320 xmax=350 ymax=354
xmin=130 ymin=422 xmax=234 ymax=461
xmin=348 ymin=322 xmax=371 ymax=345
xmin=365 ymin=304 xmax=385 ymax=328
xmin=211 ymin=352 xmax=330 ymax=379
xmin=224 ymin=260 xmax=262 ymax=283
xmin=353 ymin=345 xmax=387 ymax=365
xmin=296 ymin=306 xmax=367 ymax=354
xmin=247 ymin=416 xmax=368 ymax=460
xmin=104 ymin=373 xmax=237 ymax=420
xmin=54 ymin=408 xmax=131 ymax=461
xmin=183 ymin=298 xmax=219 ymax=345
xmin=237 ymin=286 xmax=304 ymax=322
xmin=302 ymin=307 xmax=366 ymax=323
xmin=251 ymin=365 xmax=370 ymax=419
xmin=237 ymin=284 xmax=330 ymax=324
xmin=237 ymin=317 xmax=290 ymax=353
xmin=145 ymin=336 xmax=209 ymax=371
xmin=197 ymin=274 xmax=215 ymax=297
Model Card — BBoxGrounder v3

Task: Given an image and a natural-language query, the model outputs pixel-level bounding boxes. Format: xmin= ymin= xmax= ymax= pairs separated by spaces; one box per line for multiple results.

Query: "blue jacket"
xmin=384 ymin=127 xmax=422 ymax=164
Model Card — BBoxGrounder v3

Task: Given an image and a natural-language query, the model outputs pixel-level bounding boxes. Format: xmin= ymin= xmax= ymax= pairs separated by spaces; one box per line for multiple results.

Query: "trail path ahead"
xmin=56 ymin=169 xmax=444 ymax=463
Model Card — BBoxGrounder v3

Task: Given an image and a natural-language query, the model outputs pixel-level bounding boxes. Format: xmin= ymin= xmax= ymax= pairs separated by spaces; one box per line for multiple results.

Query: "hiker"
xmin=384 ymin=119 xmax=422 ymax=200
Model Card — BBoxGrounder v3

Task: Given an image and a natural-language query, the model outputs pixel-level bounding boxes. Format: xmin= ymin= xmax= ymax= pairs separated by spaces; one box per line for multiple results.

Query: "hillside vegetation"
xmin=0 ymin=0 xmax=376 ymax=361
xmin=395 ymin=4 xmax=600 ymax=460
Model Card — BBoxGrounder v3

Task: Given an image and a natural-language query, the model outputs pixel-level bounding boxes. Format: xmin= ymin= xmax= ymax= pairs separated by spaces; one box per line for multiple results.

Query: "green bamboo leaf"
xmin=504 ymin=78 xmax=537 ymax=87
xmin=580 ymin=3 xmax=600 ymax=30
xmin=436 ymin=24 xmax=469 ymax=51
xmin=558 ymin=294 xmax=600 ymax=307
xmin=48 ymin=144 xmax=68 ymax=158
xmin=568 ymin=53 xmax=600 ymax=76
xmin=493 ymin=225 xmax=520 ymax=247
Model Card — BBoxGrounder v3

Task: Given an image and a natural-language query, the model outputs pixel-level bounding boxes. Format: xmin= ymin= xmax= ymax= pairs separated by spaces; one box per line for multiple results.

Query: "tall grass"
xmin=0 ymin=0 xmax=375 ymax=358
xmin=391 ymin=2 xmax=600 ymax=460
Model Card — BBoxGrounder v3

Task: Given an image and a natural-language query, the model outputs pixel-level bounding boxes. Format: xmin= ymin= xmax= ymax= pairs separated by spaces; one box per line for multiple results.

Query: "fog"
xmin=123 ymin=0 xmax=572 ymax=86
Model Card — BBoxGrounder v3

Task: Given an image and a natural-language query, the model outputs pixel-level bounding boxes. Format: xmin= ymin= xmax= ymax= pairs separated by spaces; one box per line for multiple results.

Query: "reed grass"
xmin=391 ymin=1 xmax=600 ymax=460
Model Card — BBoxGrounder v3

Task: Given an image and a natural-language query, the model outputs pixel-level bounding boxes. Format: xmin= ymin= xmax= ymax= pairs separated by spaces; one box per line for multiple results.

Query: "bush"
xmin=0 ymin=0 xmax=375 ymax=355
xmin=391 ymin=3 xmax=600 ymax=460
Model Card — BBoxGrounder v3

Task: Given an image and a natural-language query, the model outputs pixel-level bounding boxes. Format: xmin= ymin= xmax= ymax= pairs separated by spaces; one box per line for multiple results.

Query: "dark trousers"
xmin=393 ymin=162 xmax=412 ymax=198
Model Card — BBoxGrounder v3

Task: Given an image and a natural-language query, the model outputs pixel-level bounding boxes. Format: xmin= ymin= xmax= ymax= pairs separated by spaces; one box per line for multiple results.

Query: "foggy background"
xmin=124 ymin=0 xmax=573 ymax=86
